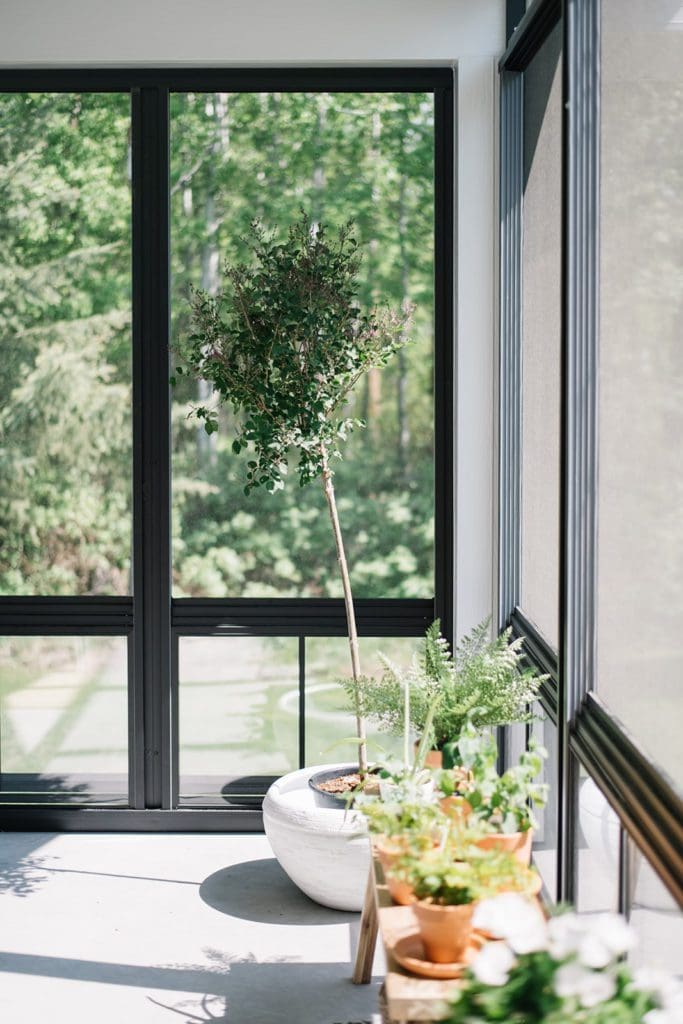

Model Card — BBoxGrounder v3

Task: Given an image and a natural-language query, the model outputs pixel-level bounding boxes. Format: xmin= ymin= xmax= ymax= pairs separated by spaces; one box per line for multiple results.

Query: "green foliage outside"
xmin=0 ymin=90 xmax=436 ymax=600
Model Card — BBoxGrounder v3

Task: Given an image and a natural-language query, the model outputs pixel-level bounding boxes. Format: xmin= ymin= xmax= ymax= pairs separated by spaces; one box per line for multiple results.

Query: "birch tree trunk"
xmin=320 ymin=444 xmax=368 ymax=774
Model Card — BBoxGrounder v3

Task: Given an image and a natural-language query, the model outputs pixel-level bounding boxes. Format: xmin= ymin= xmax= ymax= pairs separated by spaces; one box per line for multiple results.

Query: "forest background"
xmin=0 ymin=90 xmax=435 ymax=602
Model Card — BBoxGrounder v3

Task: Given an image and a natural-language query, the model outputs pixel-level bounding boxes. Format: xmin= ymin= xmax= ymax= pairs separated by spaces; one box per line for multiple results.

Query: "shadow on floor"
xmin=0 ymin=832 xmax=59 ymax=897
xmin=200 ymin=858 xmax=360 ymax=927
xmin=0 ymin=950 xmax=378 ymax=1024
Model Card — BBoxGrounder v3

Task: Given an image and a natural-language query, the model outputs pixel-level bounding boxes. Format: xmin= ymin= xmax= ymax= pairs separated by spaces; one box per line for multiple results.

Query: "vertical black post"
xmin=434 ymin=81 xmax=455 ymax=648
xmin=497 ymin=71 xmax=523 ymax=634
xmin=559 ymin=0 xmax=600 ymax=903
xmin=132 ymin=86 xmax=171 ymax=810
xmin=497 ymin=70 xmax=523 ymax=775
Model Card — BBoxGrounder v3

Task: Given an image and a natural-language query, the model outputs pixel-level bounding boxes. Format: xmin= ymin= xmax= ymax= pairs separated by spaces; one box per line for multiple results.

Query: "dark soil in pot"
xmin=308 ymin=764 xmax=379 ymax=808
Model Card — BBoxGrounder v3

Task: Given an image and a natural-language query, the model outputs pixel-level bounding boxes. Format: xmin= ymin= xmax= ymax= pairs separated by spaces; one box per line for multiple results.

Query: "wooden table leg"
xmin=352 ymin=866 xmax=379 ymax=984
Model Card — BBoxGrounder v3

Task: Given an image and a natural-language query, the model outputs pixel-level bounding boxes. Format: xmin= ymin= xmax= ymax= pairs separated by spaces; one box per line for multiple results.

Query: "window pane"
xmin=504 ymin=720 xmax=528 ymax=772
xmin=530 ymin=703 xmax=558 ymax=901
xmin=178 ymin=636 xmax=299 ymax=804
xmin=305 ymin=636 xmax=420 ymax=767
xmin=597 ymin=2 xmax=683 ymax=786
xmin=0 ymin=93 xmax=132 ymax=596
xmin=575 ymin=764 xmax=620 ymax=914
xmin=628 ymin=852 xmax=683 ymax=978
xmin=520 ymin=25 xmax=562 ymax=647
xmin=170 ymin=92 xmax=435 ymax=599
xmin=0 ymin=635 xmax=128 ymax=802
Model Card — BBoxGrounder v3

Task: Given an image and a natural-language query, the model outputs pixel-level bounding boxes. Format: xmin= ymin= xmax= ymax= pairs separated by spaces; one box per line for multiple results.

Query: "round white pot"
xmin=262 ymin=763 xmax=370 ymax=912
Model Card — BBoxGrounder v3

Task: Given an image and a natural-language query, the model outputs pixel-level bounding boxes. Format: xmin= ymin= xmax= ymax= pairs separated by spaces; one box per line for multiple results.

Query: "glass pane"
xmin=305 ymin=636 xmax=420 ymax=767
xmin=0 ymin=93 xmax=132 ymax=596
xmin=628 ymin=852 xmax=683 ymax=978
xmin=597 ymin=1 xmax=683 ymax=788
xmin=170 ymin=92 xmax=435 ymax=599
xmin=575 ymin=763 xmax=620 ymax=913
xmin=178 ymin=636 xmax=299 ymax=803
xmin=520 ymin=24 xmax=562 ymax=647
xmin=504 ymin=720 xmax=527 ymax=772
xmin=0 ymin=636 xmax=128 ymax=802
xmin=530 ymin=702 xmax=558 ymax=901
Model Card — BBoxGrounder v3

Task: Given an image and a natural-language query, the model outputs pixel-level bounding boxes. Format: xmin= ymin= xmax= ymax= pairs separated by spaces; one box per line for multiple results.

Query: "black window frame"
xmin=500 ymin=0 xmax=683 ymax=910
xmin=0 ymin=66 xmax=454 ymax=831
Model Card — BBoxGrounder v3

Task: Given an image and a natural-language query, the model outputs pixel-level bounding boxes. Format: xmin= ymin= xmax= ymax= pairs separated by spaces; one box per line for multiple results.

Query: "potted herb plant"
xmin=441 ymin=723 xmax=548 ymax=865
xmin=398 ymin=845 xmax=540 ymax=964
xmin=175 ymin=213 xmax=411 ymax=909
xmin=355 ymin=796 xmax=444 ymax=906
xmin=344 ymin=618 xmax=546 ymax=768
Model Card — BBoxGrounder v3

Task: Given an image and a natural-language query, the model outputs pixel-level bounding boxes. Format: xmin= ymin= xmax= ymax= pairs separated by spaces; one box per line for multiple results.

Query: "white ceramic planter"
xmin=262 ymin=764 xmax=370 ymax=912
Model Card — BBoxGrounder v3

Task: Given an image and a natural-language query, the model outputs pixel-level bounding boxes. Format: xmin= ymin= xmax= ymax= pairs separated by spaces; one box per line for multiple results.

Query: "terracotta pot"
xmin=414 ymin=741 xmax=442 ymax=769
xmin=413 ymin=899 xmax=474 ymax=963
xmin=476 ymin=828 xmax=533 ymax=866
xmin=439 ymin=794 xmax=472 ymax=820
xmin=374 ymin=837 xmax=416 ymax=906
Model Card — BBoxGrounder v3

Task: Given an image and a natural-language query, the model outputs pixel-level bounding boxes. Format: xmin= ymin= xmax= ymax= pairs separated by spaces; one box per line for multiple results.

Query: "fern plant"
xmin=343 ymin=619 xmax=546 ymax=757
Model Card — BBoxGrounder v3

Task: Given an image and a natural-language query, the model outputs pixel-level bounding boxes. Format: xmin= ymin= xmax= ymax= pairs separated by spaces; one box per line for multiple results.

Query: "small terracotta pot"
xmin=439 ymin=794 xmax=472 ymax=820
xmin=414 ymin=740 xmax=442 ymax=769
xmin=374 ymin=838 xmax=416 ymax=906
xmin=413 ymin=900 xmax=474 ymax=963
xmin=476 ymin=828 xmax=533 ymax=866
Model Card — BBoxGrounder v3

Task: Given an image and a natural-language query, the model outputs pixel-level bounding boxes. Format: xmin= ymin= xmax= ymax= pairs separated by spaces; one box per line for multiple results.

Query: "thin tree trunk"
xmin=320 ymin=444 xmax=367 ymax=774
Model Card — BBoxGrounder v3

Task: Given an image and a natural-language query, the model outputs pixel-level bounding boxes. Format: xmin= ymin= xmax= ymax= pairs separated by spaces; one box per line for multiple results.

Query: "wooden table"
xmin=352 ymin=855 xmax=463 ymax=1024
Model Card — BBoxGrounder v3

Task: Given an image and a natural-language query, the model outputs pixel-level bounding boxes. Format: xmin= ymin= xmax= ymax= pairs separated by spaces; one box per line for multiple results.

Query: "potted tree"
xmin=175 ymin=212 xmax=411 ymax=908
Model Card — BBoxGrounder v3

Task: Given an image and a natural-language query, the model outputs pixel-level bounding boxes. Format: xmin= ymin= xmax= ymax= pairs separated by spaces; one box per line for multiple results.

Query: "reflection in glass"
xmin=530 ymin=703 xmax=558 ymax=901
xmin=178 ymin=636 xmax=299 ymax=802
xmin=0 ymin=635 xmax=128 ymax=802
xmin=597 ymin=1 xmax=683 ymax=786
xmin=0 ymin=93 xmax=132 ymax=596
xmin=520 ymin=24 xmax=562 ymax=647
xmin=305 ymin=636 xmax=419 ymax=767
xmin=170 ymin=92 xmax=435 ymax=600
xmin=574 ymin=763 xmax=620 ymax=914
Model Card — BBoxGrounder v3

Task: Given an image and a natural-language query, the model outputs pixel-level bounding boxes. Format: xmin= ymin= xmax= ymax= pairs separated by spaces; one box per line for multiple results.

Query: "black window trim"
xmin=0 ymin=65 xmax=454 ymax=830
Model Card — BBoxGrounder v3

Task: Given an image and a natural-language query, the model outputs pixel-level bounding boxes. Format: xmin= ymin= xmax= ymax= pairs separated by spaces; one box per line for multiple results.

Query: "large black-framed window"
xmin=500 ymin=0 xmax=682 ymax=921
xmin=0 ymin=67 xmax=454 ymax=831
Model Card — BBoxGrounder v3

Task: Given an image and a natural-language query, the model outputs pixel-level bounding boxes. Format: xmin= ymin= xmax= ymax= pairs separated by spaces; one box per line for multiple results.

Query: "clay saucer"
xmin=392 ymin=930 xmax=485 ymax=980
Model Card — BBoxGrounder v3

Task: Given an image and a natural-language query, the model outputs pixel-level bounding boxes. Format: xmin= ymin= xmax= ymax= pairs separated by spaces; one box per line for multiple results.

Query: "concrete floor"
xmin=0 ymin=833 xmax=384 ymax=1024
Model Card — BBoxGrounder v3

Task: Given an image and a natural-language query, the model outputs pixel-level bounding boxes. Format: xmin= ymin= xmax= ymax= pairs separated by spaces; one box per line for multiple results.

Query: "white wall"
xmin=0 ymin=0 xmax=504 ymax=640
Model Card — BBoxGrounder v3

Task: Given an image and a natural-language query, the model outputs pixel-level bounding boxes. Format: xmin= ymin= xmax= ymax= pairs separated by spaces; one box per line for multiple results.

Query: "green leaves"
xmin=343 ymin=620 xmax=547 ymax=749
xmin=175 ymin=212 xmax=412 ymax=493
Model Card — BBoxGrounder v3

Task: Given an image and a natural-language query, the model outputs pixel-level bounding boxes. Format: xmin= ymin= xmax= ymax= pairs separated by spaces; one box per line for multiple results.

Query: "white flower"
xmin=471 ymin=942 xmax=516 ymax=986
xmin=634 ymin=968 xmax=683 ymax=1017
xmin=473 ymin=893 xmax=548 ymax=953
xmin=591 ymin=913 xmax=638 ymax=957
xmin=578 ymin=932 xmax=615 ymax=969
xmin=644 ymin=1010 xmax=683 ymax=1024
xmin=554 ymin=961 xmax=617 ymax=1008
xmin=547 ymin=912 xmax=585 ymax=959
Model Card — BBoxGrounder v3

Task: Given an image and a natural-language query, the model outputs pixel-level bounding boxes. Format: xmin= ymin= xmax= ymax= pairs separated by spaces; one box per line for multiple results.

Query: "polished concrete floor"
xmin=0 ymin=833 xmax=384 ymax=1024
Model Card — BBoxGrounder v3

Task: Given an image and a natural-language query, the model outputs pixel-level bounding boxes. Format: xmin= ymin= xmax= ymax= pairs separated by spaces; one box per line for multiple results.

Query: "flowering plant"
xmin=447 ymin=894 xmax=683 ymax=1023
